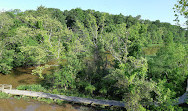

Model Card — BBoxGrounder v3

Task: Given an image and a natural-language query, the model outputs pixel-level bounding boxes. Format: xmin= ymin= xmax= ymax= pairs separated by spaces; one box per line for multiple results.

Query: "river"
xmin=0 ymin=98 xmax=83 ymax=111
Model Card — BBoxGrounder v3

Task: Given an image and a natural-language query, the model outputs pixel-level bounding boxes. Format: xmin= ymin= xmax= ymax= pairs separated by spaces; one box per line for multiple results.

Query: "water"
xmin=0 ymin=66 xmax=39 ymax=88
xmin=0 ymin=98 xmax=79 ymax=111
xmin=0 ymin=66 xmax=94 ymax=111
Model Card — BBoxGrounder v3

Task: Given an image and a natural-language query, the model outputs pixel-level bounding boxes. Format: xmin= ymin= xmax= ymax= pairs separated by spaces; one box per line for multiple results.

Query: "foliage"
xmin=149 ymin=42 xmax=188 ymax=96
xmin=0 ymin=6 xmax=187 ymax=110
xmin=32 ymin=65 xmax=50 ymax=79
xmin=20 ymin=46 xmax=47 ymax=65
xmin=174 ymin=0 xmax=188 ymax=26
xmin=104 ymin=57 xmax=155 ymax=110
xmin=0 ymin=49 xmax=14 ymax=74
xmin=16 ymin=84 xmax=47 ymax=92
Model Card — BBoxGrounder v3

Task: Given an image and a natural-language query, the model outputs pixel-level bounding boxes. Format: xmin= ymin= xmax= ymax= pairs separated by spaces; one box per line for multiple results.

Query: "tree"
xmin=174 ymin=0 xmax=188 ymax=17
xmin=104 ymin=23 xmax=129 ymax=64
xmin=174 ymin=0 xmax=188 ymax=27
xmin=105 ymin=57 xmax=156 ymax=110
xmin=45 ymin=55 xmax=82 ymax=92
xmin=0 ymin=12 xmax=15 ymax=73
xmin=0 ymin=12 xmax=14 ymax=37
xmin=75 ymin=13 xmax=108 ymax=94
xmin=148 ymin=39 xmax=187 ymax=96
xmin=0 ymin=49 xmax=14 ymax=74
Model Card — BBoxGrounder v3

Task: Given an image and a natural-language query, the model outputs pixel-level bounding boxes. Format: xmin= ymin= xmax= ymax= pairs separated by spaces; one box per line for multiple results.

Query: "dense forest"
xmin=0 ymin=6 xmax=187 ymax=110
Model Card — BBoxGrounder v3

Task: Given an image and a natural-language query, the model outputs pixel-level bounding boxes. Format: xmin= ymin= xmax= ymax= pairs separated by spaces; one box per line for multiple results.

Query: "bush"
xmin=16 ymin=84 xmax=47 ymax=92
xmin=0 ymin=92 xmax=11 ymax=99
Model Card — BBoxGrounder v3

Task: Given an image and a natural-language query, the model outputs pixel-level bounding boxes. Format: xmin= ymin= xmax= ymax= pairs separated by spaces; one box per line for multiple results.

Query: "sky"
xmin=0 ymin=0 xmax=187 ymax=27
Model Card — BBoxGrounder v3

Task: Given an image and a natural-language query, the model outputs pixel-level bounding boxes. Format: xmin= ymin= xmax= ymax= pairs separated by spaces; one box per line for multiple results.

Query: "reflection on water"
xmin=0 ymin=60 xmax=60 ymax=88
xmin=0 ymin=66 xmax=40 ymax=88
xmin=0 ymin=98 xmax=79 ymax=111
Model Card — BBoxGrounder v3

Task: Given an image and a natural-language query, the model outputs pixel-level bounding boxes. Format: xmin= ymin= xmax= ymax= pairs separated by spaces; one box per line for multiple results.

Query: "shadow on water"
xmin=10 ymin=65 xmax=37 ymax=77
xmin=0 ymin=66 xmax=40 ymax=88
xmin=18 ymin=77 xmax=33 ymax=84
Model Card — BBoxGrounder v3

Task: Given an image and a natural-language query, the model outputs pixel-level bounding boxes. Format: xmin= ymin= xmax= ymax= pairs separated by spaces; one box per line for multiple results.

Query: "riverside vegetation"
xmin=0 ymin=4 xmax=188 ymax=111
